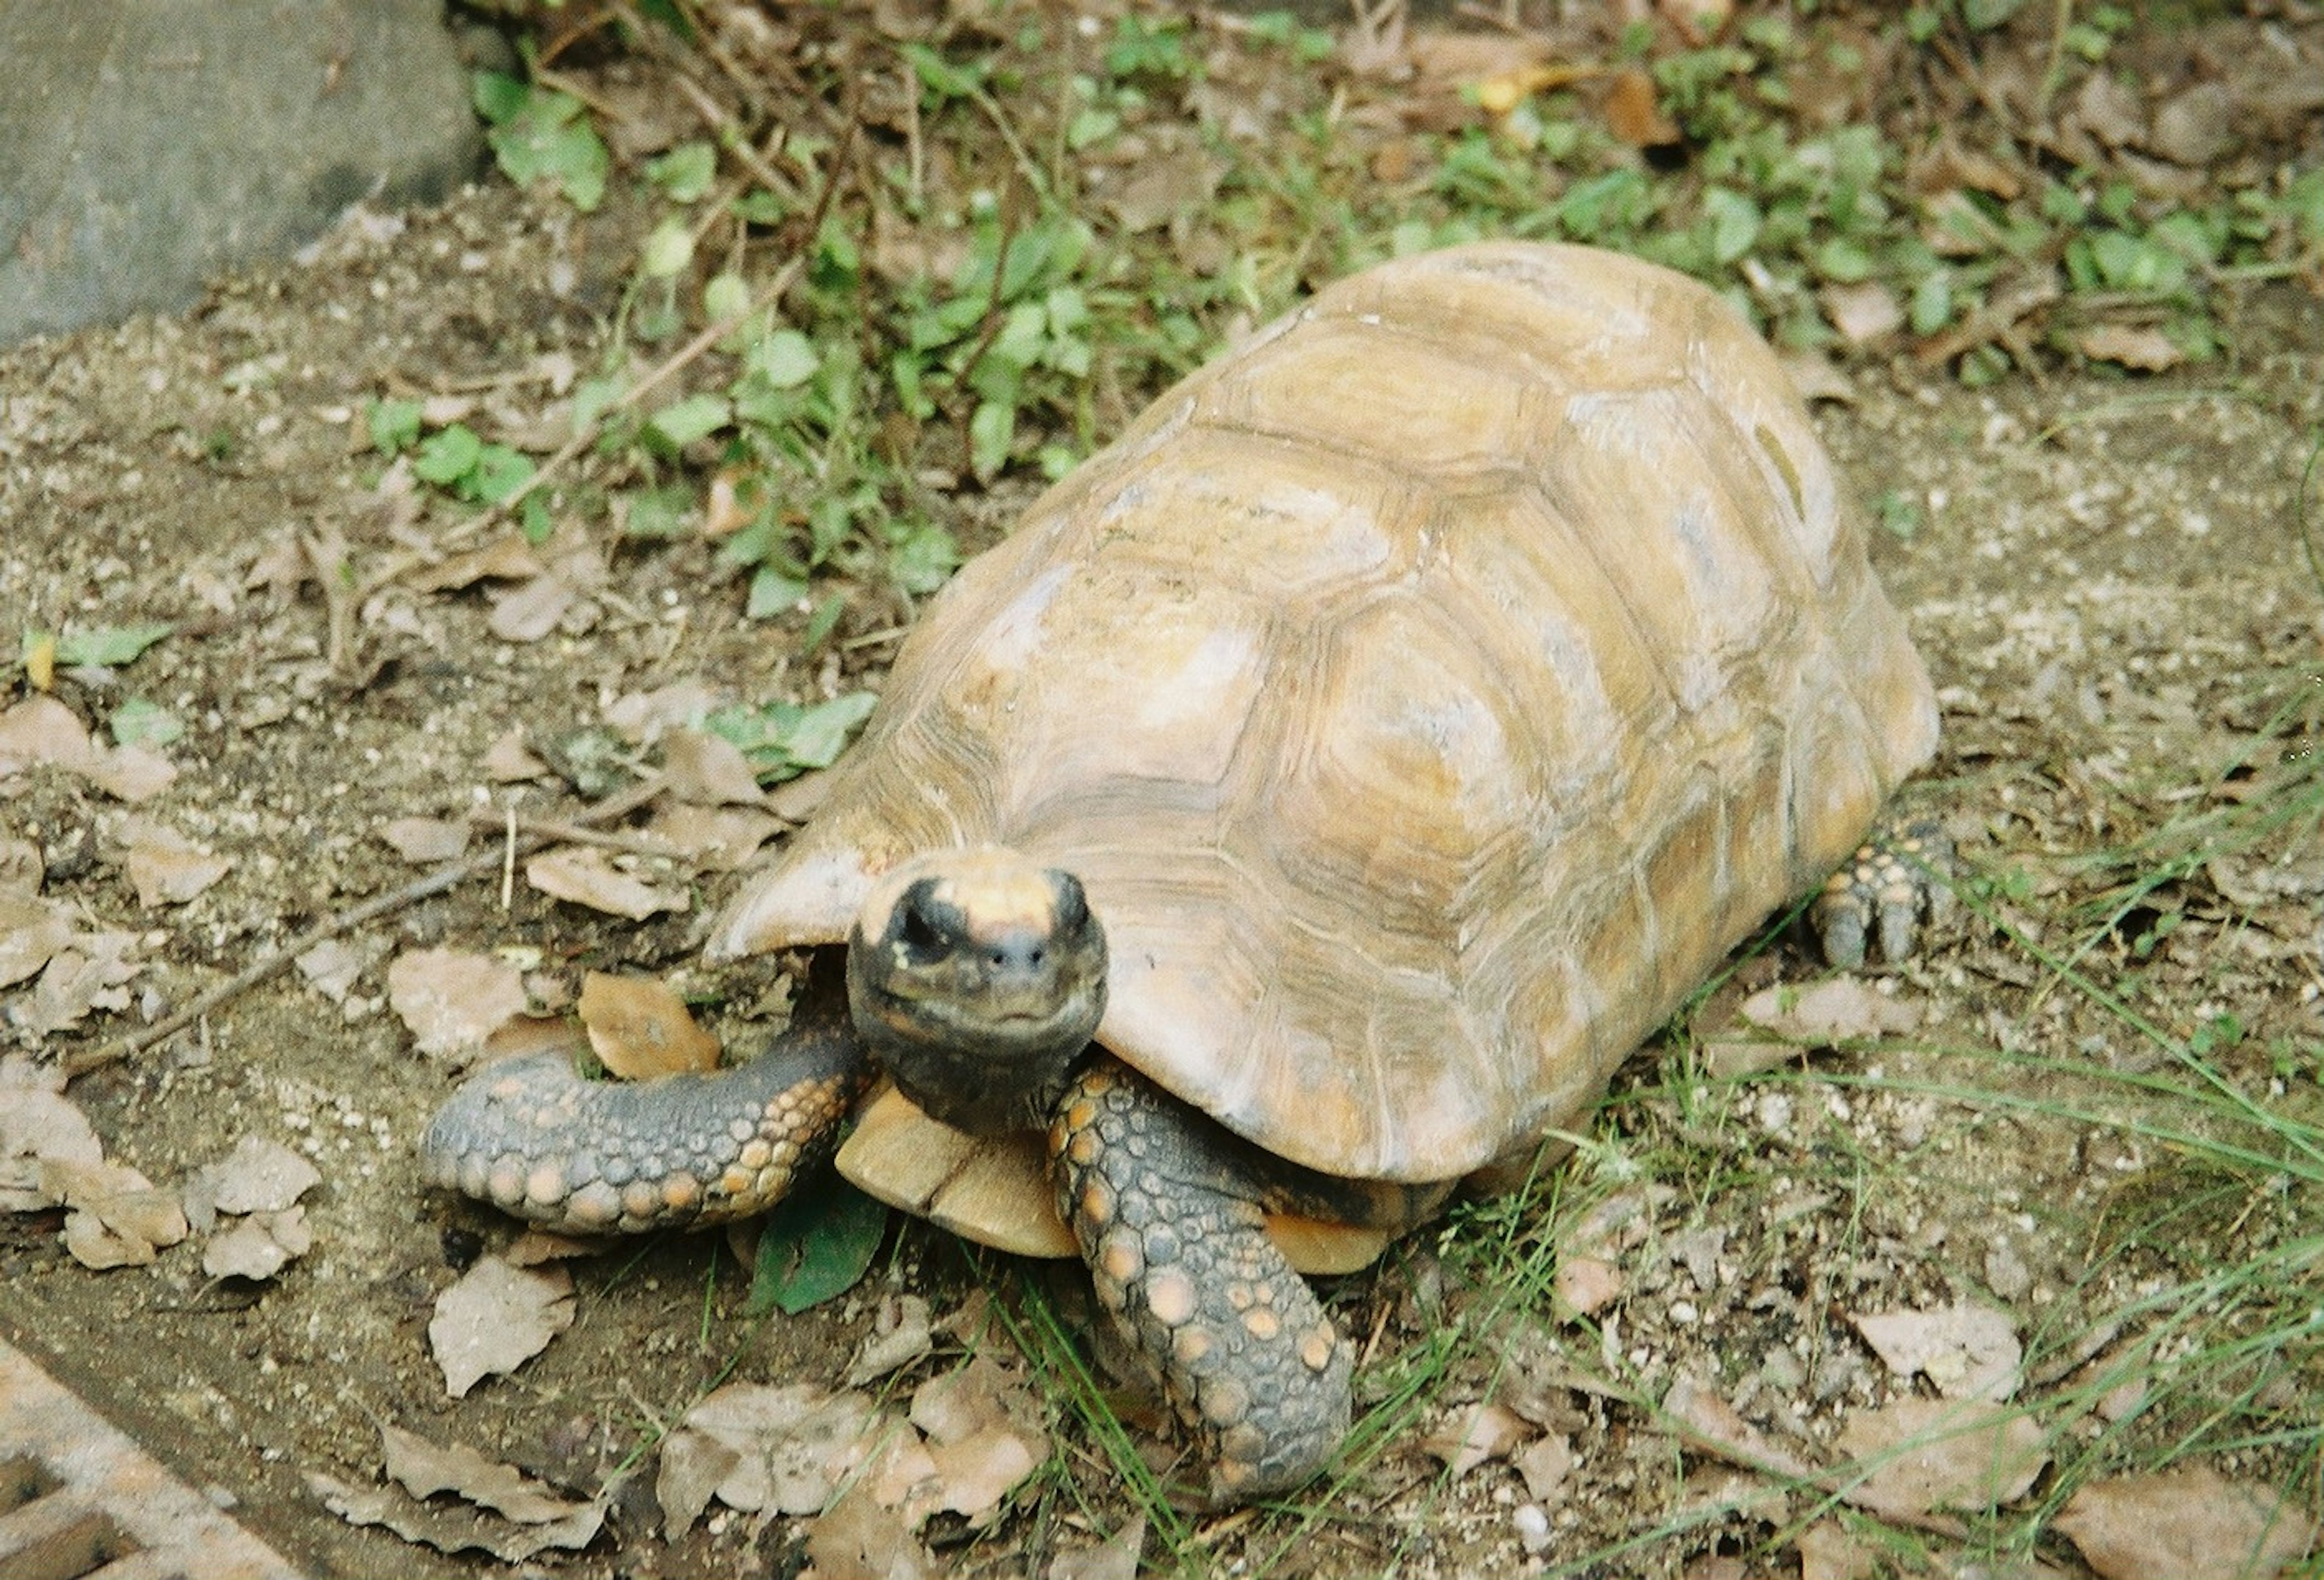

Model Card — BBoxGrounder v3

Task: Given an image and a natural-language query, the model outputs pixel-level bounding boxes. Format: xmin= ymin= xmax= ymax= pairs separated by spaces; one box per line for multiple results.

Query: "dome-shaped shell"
xmin=712 ymin=241 xmax=1936 ymax=1185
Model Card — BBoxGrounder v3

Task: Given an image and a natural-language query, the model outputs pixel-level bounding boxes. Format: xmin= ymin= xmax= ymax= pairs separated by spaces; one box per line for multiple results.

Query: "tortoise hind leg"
xmin=1049 ymin=1061 xmax=1353 ymax=1500
xmin=1811 ymin=816 xmax=1953 ymax=968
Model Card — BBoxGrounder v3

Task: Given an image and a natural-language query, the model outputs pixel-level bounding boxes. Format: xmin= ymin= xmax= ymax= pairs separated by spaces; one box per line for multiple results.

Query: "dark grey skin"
xmin=422 ymin=838 xmax=1940 ymax=1498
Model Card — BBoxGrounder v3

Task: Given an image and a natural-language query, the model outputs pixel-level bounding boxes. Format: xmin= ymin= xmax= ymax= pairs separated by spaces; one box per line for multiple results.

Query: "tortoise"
xmin=422 ymin=240 xmax=1940 ymax=1500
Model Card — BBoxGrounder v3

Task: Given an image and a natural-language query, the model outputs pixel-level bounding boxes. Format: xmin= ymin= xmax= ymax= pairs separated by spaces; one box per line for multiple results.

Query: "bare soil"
xmin=3 ymin=31 xmax=2321 ymax=1580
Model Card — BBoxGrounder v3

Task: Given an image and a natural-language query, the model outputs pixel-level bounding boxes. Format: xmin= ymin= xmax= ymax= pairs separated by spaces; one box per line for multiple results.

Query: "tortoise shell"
xmin=713 ymin=240 xmax=1936 ymax=1192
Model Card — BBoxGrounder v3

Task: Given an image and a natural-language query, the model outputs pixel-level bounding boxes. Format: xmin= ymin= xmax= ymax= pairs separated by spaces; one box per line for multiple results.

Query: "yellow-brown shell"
xmin=714 ymin=241 xmax=1936 ymax=1186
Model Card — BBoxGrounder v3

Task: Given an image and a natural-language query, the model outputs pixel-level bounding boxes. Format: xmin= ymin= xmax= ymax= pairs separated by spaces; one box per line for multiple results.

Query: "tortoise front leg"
xmin=421 ymin=960 xmax=868 ymax=1235
xmin=1049 ymin=1061 xmax=1354 ymax=1500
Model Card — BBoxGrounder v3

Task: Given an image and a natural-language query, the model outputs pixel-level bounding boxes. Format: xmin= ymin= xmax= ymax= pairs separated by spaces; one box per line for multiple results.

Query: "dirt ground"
xmin=4 ymin=32 xmax=2322 ymax=1580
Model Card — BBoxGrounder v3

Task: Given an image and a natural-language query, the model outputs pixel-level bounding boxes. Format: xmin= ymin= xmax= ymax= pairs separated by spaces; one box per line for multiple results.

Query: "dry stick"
xmin=63 ymin=776 xmax=669 ymax=1080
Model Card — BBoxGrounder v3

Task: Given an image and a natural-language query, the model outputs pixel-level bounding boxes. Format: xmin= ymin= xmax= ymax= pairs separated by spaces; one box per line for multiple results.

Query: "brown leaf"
xmin=482 ymin=729 xmax=549 ymax=782
xmin=0 ymin=1059 xmax=103 ymax=1211
xmin=0 ymin=695 xmax=94 ymax=775
xmin=202 ymin=1207 xmax=312 ymax=1281
xmin=389 ymin=948 xmax=529 ymax=1061
xmin=1822 ymin=281 xmax=1904 ymax=346
xmin=603 ymin=679 xmax=724 ymax=744
xmin=1425 ymin=1401 xmax=1534 ymax=1478
xmin=1554 ymin=1253 xmax=1624 ymax=1317
xmin=1663 ymin=1372 xmax=1813 ymax=1480
xmin=577 ymin=971 xmax=720 ymax=1078
xmin=80 ymin=741 xmax=177 ymax=802
xmin=807 ymin=1483 xmax=940 ymax=1580
xmin=844 ymin=1294 xmax=936 ymax=1387
xmin=407 ymin=534 xmax=545 ymax=594
xmin=1851 ymin=1302 xmax=2021 ymax=1401
xmin=2056 ymin=1466 xmax=2318 ymax=1580
xmin=1738 ymin=978 xmax=1922 ymax=1045
xmin=1603 ymin=68 xmax=1680 ymax=148
xmin=204 ymin=1135 xmax=323 ymax=1215
xmin=379 ymin=816 xmax=470 ymax=864
xmin=2150 ymin=82 xmax=2234 ymax=167
xmin=42 ymin=1156 xmax=189 ymax=1269
xmin=1049 ymin=1516 xmax=1145 ymax=1580
xmin=381 ymin=1424 xmax=590 ymax=1524
xmin=1796 ymin=1520 xmax=1880 ymax=1580
xmin=666 ymin=1382 xmax=884 ymax=1518
xmin=116 ymin=816 xmax=233 ymax=907
xmin=2075 ymin=324 xmax=2184 ymax=372
xmin=661 ymin=727 xmax=768 ymax=807
xmin=0 ymin=896 xmax=79 ymax=991
xmin=294 ymin=937 xmax=373 ymax=1005
xmin=646 ymin=802 xmax=780 ymax=873
xmin=485 ymin=573 xmax=580 ymax=643
xmin=1514 ymin=1432 xmax=1574 ymax=1503
xmin=310 ymin=1470 xmax=605 ymax=1561
xmin=524 ymin=847 xmax=689 ymax=920
xmin=20 ymin=929 xmax=142 ymax=1035
xmin=1830 ymin=1398 xmax=2046 ymax=1517
xmin=2073 ymin=71 xmax=2147 ymax=150
xmin=429 ymin=1256 xmax=574 ymax=1398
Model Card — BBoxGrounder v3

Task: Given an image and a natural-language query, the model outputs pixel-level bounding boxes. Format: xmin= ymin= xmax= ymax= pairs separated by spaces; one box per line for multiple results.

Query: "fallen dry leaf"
xmin=310 ymin=1471 xmax=605 ymax=1561
xmin=18 ymin=928 xmax=143 ymax=1036
xmin=603 ymin=678 xmax=723 ymax=743
xmin=0 ymin=835 xmax=43 ymax=896
xmin=430 ymin=1255 xmax=575 ymax=1398
xmin=0 ymin=1060 xmax=105 ymax=1211
xmin=577 ymin=971 xmax=720 ymax=1078
xmin=379 ymin=816 xmax=471 ymax=864
xmin=486 ymin=571 xmax=583 ymax=643
xmin=660 ymin=726 xmax=768 ymax=807
xmin=482 ymin=729 xmax=548 ymax=782
xmin=1049 ymin=1516 xmax=1145 ymax=1580
xmin=2075 ymin=323 xmax=2184 ymax=372
xmin=660 ymin=1382 xmax=884 ymax=1527
xmin=1831 ymin=1397 xmax=2046 ymax=1518
xmin=1851 ymin=1302 xmax=2021 ymax=1401
xmin=524 ymin=846 xmax=689 ymax=920
xmin=1663 ymin=1372 xmax=1813 ymax=1480
xmin=41 ymin=1155 xmax=189 ymax=1269
xmin=103 ymin=819 xmax=223 ymax=905
xmin=1822 ymin=280 xmax=1905 ymax=346
xmin=1425 ymin=1401 xmax=1535 ymax=1478
xmin=1515 ymin=1432 xmax=1575 ymax=1503
xmin=0 ymin=694 xmax=94 ymax=775
xmin=294 ymin=936 xmax=374 ymax=1005
xmin=2056 ymin=1466 xmax=2318 ymax=1580
xmin=907 ymin=1355 xmax=1051 ymax=1526
xmin=389 ymin=948 xmax=529 ymax=1061
xmin=202 ymin=1208 xmax=312 ymax=1281
xmin=1796 ymin=1520 xmax=1880 ymax=1580
xmin=806 ymin=1482 xmax=940 ymax=1580
xmin=844 ymin=1294 xmax=936 ymax=1387
xmin=80 ymin=741 xmax=177 ymax=802
xmin=1603 ymin=68 xmax=1680 ymax=148
xmin=1554 ymin=1253 xmax=1624 ymax=1317
xmin=382 ymin=1424 xmax=591 ymax=1524
xmin=406 ymin=534 xmax=545 ymax=594
xmin=646 ymin=801 xmax=781 ymax=872
xmin=203 ymin=1134 xmax=323 ymax=1215
xmin=1738 ymin=978 xmax=1922 ymax=1045
xmin=0 ymin=896 xmax=79 ymax=991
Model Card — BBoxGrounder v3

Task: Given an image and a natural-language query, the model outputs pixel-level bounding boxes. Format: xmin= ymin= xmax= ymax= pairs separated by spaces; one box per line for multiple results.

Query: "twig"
xmin=63 ymin=776 xmax=669 ymax=1080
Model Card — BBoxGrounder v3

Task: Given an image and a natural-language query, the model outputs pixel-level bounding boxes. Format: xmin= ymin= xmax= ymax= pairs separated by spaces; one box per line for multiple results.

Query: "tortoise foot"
xmin=1811 ymin=817 xmax=1953 ymax=969
xmin=1050 ymin=1061 xmax=1352 ymax=1500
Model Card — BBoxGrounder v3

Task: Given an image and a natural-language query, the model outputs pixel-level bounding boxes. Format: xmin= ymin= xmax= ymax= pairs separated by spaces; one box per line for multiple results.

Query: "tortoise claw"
xmin=1812 ymin=819 xmax=1952 ymax=969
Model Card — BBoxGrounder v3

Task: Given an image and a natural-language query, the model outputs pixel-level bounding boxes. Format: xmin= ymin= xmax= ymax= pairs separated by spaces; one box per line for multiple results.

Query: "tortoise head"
xmin=847 ymin=847 xmax=1107 ymax=1135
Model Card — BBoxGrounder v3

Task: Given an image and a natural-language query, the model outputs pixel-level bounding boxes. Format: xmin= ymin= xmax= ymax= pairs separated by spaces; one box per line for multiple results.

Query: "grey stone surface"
xmin=0 ymin=0 xmax=481 ymax=344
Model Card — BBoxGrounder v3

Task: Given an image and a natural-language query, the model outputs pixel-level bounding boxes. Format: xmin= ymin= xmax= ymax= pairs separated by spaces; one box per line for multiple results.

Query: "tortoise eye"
xmin=898 ymin=893 xmax=948 ymax=959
